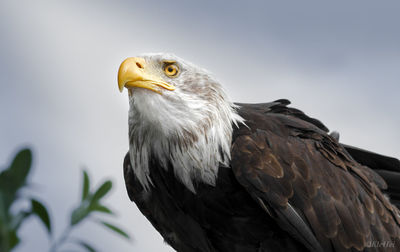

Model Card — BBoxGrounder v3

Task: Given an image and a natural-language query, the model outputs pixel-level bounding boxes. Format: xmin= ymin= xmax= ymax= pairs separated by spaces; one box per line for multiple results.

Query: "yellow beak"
xmin=117 ymin=57 xmax=176 ymax=94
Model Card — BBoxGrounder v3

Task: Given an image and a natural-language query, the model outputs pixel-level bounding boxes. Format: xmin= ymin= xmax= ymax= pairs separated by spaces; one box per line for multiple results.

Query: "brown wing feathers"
xmin=232 ymin=102 xmax=400 ymax=252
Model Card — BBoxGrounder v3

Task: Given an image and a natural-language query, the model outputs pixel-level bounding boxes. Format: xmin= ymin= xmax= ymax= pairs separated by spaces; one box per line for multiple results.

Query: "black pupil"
xmin=168 ymin=66 xmax=173 ymax=72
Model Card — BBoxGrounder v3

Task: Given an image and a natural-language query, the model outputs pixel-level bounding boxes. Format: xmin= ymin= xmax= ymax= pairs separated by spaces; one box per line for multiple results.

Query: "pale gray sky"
xmin=0 ymin=0 xmax=399 ymax=251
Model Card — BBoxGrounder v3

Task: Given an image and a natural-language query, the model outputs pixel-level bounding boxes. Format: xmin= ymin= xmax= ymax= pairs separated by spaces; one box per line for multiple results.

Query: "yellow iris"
xmin=164 ymin=63 xmax=179 ymax=77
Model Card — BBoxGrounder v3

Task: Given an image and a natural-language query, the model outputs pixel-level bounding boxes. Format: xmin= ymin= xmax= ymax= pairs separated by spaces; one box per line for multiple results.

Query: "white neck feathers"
xmin=128 ymin=89 xmax=243 ymax=193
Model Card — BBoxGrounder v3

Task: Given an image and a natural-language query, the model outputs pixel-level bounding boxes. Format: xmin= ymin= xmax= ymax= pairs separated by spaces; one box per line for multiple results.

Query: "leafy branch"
xmin=0 ymin=149 xmax=50 ymax=252
xmin=0 ymin=148 xmax=131 ymax=252
xmin=50 ymin=170 xmax=130 ymax=252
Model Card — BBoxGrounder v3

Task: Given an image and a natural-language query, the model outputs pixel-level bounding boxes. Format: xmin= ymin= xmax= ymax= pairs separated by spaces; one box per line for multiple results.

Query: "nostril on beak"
xmin=136 ymin=62 xmax=143 ymax=69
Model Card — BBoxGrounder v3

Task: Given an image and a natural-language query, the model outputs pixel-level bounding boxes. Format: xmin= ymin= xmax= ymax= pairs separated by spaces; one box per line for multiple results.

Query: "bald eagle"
xmin=118 ymin=53 xmax=400 ymax=252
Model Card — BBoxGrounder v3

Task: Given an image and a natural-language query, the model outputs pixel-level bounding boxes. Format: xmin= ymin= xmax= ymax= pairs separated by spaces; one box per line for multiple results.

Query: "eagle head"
xmin=118 ymin=53 xmax=243 ymax=192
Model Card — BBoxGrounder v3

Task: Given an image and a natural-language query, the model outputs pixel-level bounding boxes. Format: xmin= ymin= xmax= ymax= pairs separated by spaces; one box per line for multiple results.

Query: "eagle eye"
xmin=163 ymin=63 xmax=179 ymax=77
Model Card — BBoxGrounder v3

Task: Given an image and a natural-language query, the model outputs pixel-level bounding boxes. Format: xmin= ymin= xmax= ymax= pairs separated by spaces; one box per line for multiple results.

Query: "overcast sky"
xmin=1 ymin=0 xmax=399 ymax=251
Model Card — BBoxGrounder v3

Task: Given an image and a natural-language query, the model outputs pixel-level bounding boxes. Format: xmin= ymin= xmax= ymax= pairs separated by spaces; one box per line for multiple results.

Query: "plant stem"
xmin=48 ymin=226 xmax=72 ymax=252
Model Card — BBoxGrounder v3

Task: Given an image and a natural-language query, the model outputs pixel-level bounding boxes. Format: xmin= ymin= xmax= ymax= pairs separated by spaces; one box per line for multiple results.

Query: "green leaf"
xmin=7 ymin=148 xmax=32 ymax=189
xmin=70 ymin=204 xmax=90 ymax=226
xmin=98 ymin=221 xmax=130 ymax=239
xmin=0 ymin=191 xmax=8 ymax=224
xmin=31 ymin=199 xmax=51 ymax=235
xmin=75 ymin=240 xmax=96 ymax=252
xmin=81 ymin=170 xmax=90 ymax=201
xmin=91 ymin=181 xmax=112 ymax=203
xmin=8 ymin=229 xmax=20 ymax=249
xmin=0 ymin=149 xmax=32 ymax=210
xmin=89 ymin=204 xmax=113 ymax=215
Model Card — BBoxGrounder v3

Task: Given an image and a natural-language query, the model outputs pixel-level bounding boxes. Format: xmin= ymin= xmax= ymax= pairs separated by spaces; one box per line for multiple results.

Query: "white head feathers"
xmin=126 ymin=53 xmax=243 ymax=192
